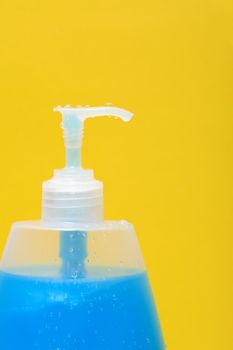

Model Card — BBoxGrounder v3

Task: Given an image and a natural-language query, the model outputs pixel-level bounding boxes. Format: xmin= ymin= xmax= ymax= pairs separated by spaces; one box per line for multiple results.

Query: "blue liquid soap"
xmin=0 ymin=268 xmax=164 ymax=350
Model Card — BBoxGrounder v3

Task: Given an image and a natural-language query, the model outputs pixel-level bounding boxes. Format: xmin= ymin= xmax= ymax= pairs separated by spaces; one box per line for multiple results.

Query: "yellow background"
xmin=0 ymin=1 xmax=232 ymax=349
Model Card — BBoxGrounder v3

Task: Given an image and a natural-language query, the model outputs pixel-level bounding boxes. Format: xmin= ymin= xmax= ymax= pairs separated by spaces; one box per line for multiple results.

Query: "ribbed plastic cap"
xmin=42 ymin=168 xmax=103 ymax=224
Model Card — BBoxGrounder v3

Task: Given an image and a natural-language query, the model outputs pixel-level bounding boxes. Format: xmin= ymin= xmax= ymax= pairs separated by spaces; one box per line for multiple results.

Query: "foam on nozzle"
xmin=54 ymin=105 xmax=133 ymax=122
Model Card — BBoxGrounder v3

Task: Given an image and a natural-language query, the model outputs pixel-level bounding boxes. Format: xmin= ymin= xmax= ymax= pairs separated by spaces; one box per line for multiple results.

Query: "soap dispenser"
xmin=0 ymin=106 xmax=164 ymax=350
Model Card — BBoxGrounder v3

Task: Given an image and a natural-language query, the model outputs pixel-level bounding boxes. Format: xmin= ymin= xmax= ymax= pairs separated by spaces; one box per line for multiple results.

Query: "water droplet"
xmin=72 ymin=271 xmax=78 ymax=279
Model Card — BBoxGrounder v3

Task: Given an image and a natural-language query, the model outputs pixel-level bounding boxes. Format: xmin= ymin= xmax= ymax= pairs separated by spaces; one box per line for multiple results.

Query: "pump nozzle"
xmin=42 ymin=105 xmax=133 ymax=224
xmin=54 ymin=106 xmax=133 ymax=168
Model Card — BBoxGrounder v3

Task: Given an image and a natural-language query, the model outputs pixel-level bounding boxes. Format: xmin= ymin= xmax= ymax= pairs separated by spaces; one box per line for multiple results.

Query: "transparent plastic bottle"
xmin=0 ymin=106 xmax=164 ymax=349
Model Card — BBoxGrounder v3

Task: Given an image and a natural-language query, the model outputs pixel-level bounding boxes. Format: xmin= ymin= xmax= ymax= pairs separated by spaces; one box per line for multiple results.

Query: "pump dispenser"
xmin=42 ymin=106 xmax=132 ymax=224
xmin=0 ymin=105 xmax=164 ymax=350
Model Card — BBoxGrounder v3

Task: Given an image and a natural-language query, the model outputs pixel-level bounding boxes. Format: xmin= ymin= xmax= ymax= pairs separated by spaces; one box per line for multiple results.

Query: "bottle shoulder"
xmin=11 ymin=220 xmax=135 ymax=232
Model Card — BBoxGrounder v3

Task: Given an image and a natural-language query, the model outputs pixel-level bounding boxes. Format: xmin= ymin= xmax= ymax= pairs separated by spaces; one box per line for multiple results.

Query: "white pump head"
xmin=42 ymin=106 xmax=133 ymax=225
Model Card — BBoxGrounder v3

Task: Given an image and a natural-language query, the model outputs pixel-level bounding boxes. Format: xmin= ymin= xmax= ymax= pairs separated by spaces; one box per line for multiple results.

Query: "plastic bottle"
xmin=0 ymin=105 xmax=164 ymax=349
